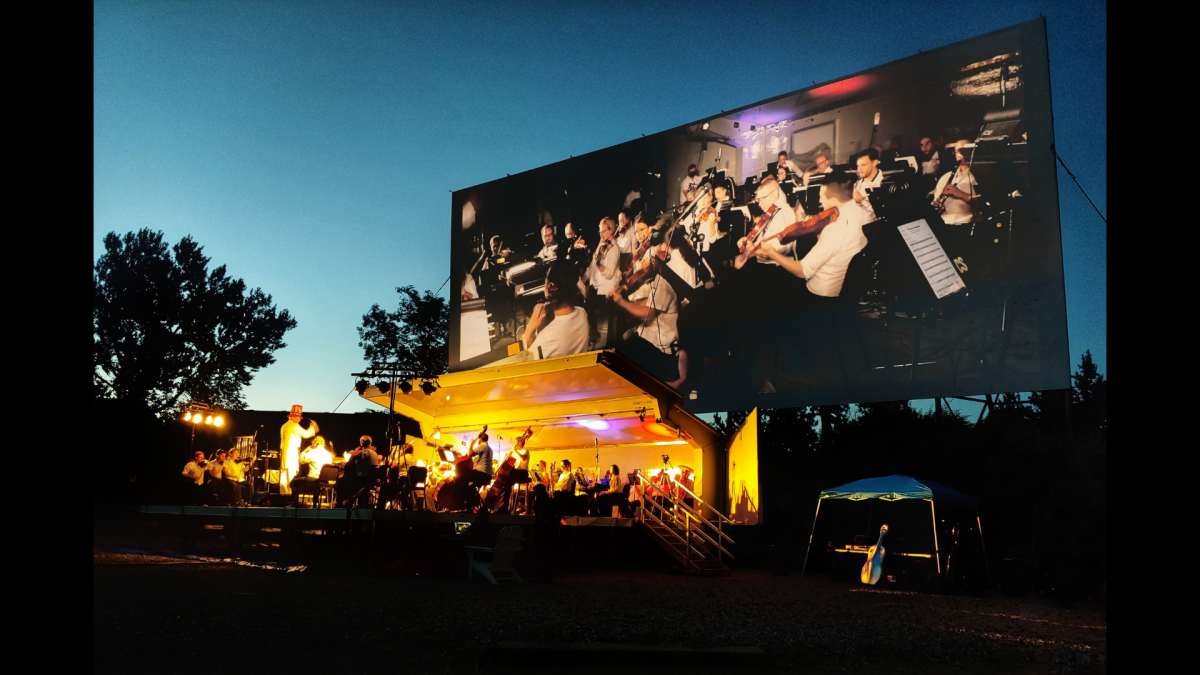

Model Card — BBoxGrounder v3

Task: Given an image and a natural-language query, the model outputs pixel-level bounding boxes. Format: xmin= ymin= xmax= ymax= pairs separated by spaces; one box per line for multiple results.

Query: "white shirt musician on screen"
xmin=615 ymin=210 xmax=636 ymax=254
xmin=750 ymin=172 xmax=868 ymax=298
xmin=608 ymin=274 xmax=688 ymax=389
xmin=853 ymin=148 xmax=884 ymax=222
xmin=734 ymin=176 xmax=797 ymax=268
xmin=918 ymin=136 xmax=941 ymax=176
xmin=932 ymin=140 xmax=980 ymax=225
xmin=534 ymin=225 xmax=559 ymax=261
xmin=801 ymin=153 xmax=833 ymax=187
xmin=680 ymin=164 xmax=702 ymax=203
xmin=525 ymin=261 xmax=590 ymax=358
xmin=587 ymin=218 xmax=620 ymax=296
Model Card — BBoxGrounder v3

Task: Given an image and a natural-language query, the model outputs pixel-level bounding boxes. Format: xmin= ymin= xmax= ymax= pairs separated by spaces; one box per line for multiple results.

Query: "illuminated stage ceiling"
xmin=359 ymin=350 xmax=722 ymax=452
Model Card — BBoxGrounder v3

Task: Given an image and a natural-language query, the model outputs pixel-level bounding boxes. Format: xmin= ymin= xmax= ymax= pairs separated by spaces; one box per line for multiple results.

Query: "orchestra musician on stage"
xmin=593 ymin=464 xmax=626 ymax=516
xmin=336 ymin=435 xmax=380 ymax=508
xmin=469 ymin=431 xmax=494 ymax=480
xmin=224 ymin=447 xmax=251 ymax=505
xmin=181 ymin=451 xmax=206 ymax=503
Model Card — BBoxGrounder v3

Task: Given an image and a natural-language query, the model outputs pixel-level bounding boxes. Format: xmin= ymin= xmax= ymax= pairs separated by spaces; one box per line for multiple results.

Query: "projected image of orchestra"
xmin=449 ymin=22 xmax=1068 ymax=413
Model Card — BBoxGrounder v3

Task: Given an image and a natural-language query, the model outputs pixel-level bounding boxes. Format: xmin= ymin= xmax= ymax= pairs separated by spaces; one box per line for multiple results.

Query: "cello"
xmin=861 ymin=524 xmax=888 ymax=585
xmin=482 ymin=426 xmax=533 ymax=512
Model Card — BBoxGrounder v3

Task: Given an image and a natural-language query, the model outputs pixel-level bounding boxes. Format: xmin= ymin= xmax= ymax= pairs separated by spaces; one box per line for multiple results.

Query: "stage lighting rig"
xmin=399 ymin=380 xmax=413 ymax=394
xmin=420 ymin=380 xmax=439 ymax=396
xmin=377 ymin=380 xmax=391 ymax=394
xmin=179 ymin=401 xmax=226 ymax=454
xmin=355 ymin=379 xmax=370 ymax=395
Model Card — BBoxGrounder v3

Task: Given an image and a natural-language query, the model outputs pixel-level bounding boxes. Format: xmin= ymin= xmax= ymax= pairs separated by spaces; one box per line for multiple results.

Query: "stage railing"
xmin=636 ymin=474 xmax=734 ymax=567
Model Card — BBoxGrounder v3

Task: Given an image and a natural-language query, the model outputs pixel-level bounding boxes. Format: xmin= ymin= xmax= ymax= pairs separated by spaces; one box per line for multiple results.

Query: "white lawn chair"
xmin=465 ymin=525 xmax=524 ymax=584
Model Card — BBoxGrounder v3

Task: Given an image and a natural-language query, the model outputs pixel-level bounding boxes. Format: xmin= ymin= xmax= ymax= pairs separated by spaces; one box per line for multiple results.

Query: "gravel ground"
xmin=94 ymin=550 xmax=1104 ymax=674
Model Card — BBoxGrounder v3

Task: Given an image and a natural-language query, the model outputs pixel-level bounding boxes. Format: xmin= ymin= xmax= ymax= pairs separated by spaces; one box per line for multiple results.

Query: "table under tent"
xmin=801 ymin=475 xmax=988 ymax=592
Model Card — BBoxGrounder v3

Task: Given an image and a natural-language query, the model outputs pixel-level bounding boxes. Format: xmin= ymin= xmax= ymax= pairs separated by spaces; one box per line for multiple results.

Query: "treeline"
xmin=714 ymin=350 xmax=1106 ymax=603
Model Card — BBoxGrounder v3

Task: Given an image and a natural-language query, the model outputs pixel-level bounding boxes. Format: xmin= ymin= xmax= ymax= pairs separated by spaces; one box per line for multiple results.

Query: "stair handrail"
xmin=668 ymin=477 xmax=734 ymax=525
xmin=637 ymin=474 xmax=734 ymax=560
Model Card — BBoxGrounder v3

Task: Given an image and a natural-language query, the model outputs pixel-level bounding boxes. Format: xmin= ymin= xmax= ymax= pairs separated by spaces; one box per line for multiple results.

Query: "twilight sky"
xmin=94 ymin=1 xmax=1106 ymax=415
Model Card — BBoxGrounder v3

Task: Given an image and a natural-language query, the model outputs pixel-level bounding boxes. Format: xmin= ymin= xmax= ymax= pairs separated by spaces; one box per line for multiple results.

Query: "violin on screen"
xmin=761 ymin=206 xmax=840 ymax=247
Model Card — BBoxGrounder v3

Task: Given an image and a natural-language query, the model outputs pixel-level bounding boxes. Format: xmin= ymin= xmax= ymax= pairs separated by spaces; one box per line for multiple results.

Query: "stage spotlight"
xmin=205 ymin=415 xmax=214 ymax=425
xmin=213 ymin=416 xmax=224 ymax=427
xmin=377 ymin=380 xmax=391 ymax=394
xmin=355 ymin=379 xmax=370 ymax=395
xmin=750 ymin=125 xmax=756 ymax=131
xmin=701 ymin=121 xmax=710 ymax=130
xmin=192 ymin=413 xmax=204 ymax=423
xmin=420 ymin=380 xmax=437 ymax=396
xmin=181 ymin=412 xmax=190 ymax=422
xmin=398 ymin=380 xmax=413 ymax=394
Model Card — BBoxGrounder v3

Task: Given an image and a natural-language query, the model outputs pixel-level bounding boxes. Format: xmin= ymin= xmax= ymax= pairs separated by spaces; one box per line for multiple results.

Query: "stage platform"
xmin=140 ymin=504 xmax=535 ymax=525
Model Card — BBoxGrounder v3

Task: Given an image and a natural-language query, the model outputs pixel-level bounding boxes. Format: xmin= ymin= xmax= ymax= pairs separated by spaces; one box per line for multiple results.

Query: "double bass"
xmin=482 ymin=426 xmax=533 ymax=512
xmin=436 ymin=425 xmax=488 ymax=511
xmin=861 ymin=524 xmax=888 ymax=585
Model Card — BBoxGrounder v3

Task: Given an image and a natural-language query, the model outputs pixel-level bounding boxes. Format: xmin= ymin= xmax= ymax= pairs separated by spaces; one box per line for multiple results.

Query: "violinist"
xmin=608 ymin=271 xmax=688 ymax=389
xmin=182 ymin=451 xmax=206 ymax=486
xmin=734 ymin=176 xmax=797 ymax=270
xmin=748 ymin=171 xmax=867 ymax=299
xmin=615 ymin=210 xmax=637 ymax=255
xmin=181 ymin=451 xmax=206 ymax=503
xmin=587 ymin=218 xmax=620 ymax=296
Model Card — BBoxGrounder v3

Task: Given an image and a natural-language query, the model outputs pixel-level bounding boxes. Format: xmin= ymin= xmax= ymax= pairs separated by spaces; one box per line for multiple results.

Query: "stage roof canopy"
xmin=819 ymin=475 xmax=977 ymax=506
xmin=358 ymin=350 xmax=722 ymax=453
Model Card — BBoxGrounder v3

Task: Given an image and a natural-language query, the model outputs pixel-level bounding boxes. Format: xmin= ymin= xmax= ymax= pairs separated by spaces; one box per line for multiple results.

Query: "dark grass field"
xmin=93 ymin=548 xmax=1105 ymax=674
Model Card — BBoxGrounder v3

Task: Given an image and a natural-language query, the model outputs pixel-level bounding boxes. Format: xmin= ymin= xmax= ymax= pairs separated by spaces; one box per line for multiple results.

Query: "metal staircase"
xmin=636 ymin=474 xmax=735 ymax=574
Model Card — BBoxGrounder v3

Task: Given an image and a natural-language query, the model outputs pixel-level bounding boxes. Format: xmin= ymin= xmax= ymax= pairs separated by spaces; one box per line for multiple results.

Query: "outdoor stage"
xmin=132 ymin=504 xmax=674 ymax=577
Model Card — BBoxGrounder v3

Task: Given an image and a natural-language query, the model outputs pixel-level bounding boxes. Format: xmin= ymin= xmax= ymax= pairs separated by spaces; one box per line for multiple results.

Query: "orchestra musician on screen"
xmin=455 ymin=116 xmax=1006 ymax=399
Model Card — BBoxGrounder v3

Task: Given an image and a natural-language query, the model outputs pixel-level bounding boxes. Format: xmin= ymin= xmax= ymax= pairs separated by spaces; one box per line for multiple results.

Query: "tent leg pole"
xmin=800 ymin=497 xmax=823 ymax=579
xmin=930 ymin=499 xmax=941 ymax=574
xmin=977 ymin=509 xmax=991 ymax=589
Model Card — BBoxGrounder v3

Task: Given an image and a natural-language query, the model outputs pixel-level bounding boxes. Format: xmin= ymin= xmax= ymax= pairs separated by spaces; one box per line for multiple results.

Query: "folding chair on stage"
xmin=465 ymin=525 xmax=524 ymax=585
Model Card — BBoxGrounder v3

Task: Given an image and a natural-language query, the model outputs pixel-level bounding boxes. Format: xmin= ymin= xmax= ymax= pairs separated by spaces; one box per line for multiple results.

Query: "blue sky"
xmin=94 ymin=1 xmax=1106 ymax=415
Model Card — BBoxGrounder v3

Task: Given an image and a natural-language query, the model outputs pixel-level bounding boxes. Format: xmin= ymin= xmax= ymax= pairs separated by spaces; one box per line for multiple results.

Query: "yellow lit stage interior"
xmin=359 ymin=350 xmax=760 ymax=522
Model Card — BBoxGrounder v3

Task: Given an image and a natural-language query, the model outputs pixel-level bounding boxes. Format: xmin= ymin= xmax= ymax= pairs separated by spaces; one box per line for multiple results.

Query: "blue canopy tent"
xmin=800 ymin=475 xmax=986 ymax=580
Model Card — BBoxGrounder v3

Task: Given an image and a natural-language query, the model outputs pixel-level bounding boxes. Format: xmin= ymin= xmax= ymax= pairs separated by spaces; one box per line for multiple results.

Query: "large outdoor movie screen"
xmin=449 ymin=19 xmax=1069 ymax=413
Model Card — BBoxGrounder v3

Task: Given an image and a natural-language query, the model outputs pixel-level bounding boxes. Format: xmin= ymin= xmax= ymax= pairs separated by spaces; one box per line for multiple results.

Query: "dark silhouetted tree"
xmin=358 ymin=286 xmax=448 ymax=379
xmin=1071 ymin=350 xmax=1107 ymax=435
xmin=94 ymin=230 xmax=296 ymax=415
